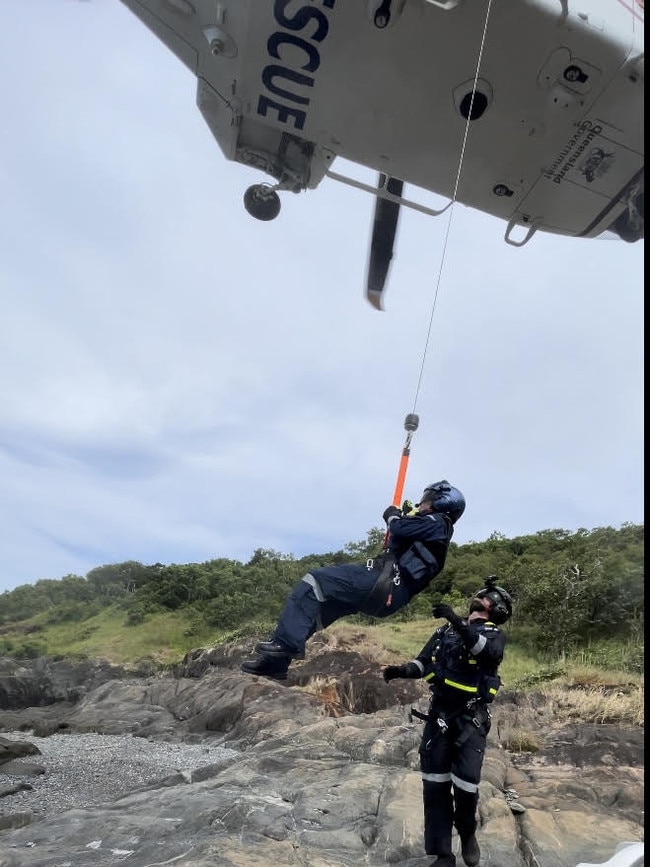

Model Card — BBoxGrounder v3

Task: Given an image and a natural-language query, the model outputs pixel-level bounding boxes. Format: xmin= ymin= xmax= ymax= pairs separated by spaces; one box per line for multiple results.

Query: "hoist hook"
xmin=382 ymin=413 xmax=420 ymax=550
xmin=391 ymin=413 xmax=419 ymax=507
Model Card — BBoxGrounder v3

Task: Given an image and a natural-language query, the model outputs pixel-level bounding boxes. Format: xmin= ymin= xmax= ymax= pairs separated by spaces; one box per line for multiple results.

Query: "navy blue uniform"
xmin=273 ymin=511 xmax=454 ymax=656
xmin=410 ymin=618 xmax=506 ymax=858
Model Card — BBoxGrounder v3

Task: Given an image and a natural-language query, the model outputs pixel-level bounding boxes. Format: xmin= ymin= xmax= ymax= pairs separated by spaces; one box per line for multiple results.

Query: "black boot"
xmin=255 ymin=639 xmax=304 ymax=659
xmin=460 ymin=833 xmax=480 ymax=866
xmin=431 ymin=856 xmax=456 ymax=867
xmin=241 ymin=655 xmax=289 ymax=680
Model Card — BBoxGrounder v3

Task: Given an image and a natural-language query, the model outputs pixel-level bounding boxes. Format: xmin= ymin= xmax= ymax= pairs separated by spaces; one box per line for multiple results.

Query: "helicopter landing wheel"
xmin=614 ymin=192 xmax=644 ymax=243
xmin=243 ymin=184 xmax=281 ymax=221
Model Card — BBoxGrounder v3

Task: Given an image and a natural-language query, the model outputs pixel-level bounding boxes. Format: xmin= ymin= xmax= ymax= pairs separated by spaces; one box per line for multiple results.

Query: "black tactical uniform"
xmin=383 ymin=579 xmax=512 ymax=867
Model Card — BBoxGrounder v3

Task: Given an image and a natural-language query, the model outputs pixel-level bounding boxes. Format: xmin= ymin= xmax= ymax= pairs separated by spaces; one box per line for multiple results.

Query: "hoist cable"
xmin=408 ymin=0 xmax=495 ymax=418
xmin=385 ymin=1 xmax=494 ymax=522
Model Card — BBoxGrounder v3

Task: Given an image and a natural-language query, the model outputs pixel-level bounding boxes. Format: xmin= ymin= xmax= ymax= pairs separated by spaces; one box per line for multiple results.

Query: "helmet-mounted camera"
xmin=476 ymin=576 xmax=512 ymax=624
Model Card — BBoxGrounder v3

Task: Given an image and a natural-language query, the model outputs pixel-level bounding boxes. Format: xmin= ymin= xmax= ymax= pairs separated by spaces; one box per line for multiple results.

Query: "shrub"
xmin=501 ymin=729 xmax=541 ymax=752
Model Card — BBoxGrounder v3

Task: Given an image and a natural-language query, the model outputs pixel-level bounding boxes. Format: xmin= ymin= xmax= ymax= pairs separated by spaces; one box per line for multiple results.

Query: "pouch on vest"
xmin=479 ymin=673 xmax=501 ymax=703
xmin=363 ymin=555 xmax=397 ymax=616
xmin=398 ymin=542 xmax=439 ymax=588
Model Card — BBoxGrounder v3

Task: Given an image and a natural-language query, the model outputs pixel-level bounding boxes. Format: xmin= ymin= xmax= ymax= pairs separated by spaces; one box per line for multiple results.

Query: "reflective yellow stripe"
xmin=443 ymin=678 xmax=478 ymax=693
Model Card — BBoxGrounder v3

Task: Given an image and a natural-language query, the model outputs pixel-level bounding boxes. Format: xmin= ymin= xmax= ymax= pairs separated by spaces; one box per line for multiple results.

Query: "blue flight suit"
xmin=272 ymin=511 xmax=454 ymax=657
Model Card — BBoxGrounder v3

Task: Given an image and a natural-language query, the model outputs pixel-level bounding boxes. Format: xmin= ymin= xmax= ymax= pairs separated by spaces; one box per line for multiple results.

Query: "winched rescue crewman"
xmin=241 ymin=481 xmax=465 ymax=681
xmin=383 ymin=578 xmax=513 ymax=867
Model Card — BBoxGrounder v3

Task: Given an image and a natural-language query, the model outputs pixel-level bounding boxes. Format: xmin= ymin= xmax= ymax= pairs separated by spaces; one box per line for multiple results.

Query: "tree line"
xmin=0 ymin=523 xmax=643 ymax=668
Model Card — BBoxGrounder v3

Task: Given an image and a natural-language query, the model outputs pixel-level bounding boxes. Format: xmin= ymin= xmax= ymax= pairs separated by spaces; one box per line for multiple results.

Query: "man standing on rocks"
xmin=241 ymin=480 xmax=465 ymax=681
xmin=383 ymin=577 xmax=513 ymax=867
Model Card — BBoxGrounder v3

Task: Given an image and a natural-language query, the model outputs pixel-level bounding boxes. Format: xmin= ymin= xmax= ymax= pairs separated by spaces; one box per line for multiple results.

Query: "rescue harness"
xmin=411 ymin=698 xmax=491 ymax=748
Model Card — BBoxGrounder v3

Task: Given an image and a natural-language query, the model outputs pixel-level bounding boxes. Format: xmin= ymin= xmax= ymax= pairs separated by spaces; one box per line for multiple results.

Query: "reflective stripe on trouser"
xmin=419 ymin=717 xmax=486 ymax=853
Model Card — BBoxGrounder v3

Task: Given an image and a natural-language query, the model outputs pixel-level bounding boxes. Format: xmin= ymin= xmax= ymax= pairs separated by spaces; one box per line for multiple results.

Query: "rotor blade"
xmin=366 ymin=175 xmax=404 ymax=310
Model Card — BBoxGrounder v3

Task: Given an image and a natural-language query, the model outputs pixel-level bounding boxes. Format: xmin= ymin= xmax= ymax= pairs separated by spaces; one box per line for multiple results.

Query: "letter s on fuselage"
xmin=256 ymin=0 xmax=335 ymax=131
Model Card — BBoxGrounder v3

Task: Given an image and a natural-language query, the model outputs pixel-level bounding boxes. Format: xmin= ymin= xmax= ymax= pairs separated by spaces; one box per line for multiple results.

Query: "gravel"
xmin=0 ymin=732 xmax=238 ymax=819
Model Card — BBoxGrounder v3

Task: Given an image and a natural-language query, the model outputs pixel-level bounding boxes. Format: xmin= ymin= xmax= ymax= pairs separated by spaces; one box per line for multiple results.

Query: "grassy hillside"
xmin=0 ymin=601 xmax=643 ymax=732
xmin=0 ymin=524 xmax=642 ymax=702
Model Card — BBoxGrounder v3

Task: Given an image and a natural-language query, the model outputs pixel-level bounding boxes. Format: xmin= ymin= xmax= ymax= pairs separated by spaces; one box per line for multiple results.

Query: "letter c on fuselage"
xmin=267 ymin=31 xmax=320 ymax=73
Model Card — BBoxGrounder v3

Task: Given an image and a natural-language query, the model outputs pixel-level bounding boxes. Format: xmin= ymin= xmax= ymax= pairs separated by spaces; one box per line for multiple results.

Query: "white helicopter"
xmin=119 ymin=0 xmax=644 ymax=308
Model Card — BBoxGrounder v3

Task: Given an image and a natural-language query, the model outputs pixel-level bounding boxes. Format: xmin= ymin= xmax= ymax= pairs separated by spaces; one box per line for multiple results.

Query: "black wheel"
xmin=243 ymin=184 xmax=281 ymax=221
xmin=614 ymin=193 xmax=644 ymax=243
xmin=373 ymin=0 xmax=391 ymax=28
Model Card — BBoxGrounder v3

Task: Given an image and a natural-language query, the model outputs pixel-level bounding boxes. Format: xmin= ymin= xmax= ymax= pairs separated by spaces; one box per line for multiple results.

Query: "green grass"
xmin=331 ymin=619 xmax=642 ymax=695
xmin=2 ymin=606 xmax=221 ymax=666
xmin=2 ymin=610 xmax=642 ymax=730
xmin=1 ymin=610 xmax=644 ymax=701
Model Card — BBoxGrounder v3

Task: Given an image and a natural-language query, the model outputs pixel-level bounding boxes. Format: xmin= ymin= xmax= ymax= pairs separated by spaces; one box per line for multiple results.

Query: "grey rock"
xmin=0 ymin=653 xmax=643 ymax=867
xmin=0 ymin=739 xmax=40 ymax=768
xmin=0 ymin=656 xmax=128 ymax=711
xmin=0 ymin=763 xmax=43 ymax=778
xmin=0 ymin=811 xmax=33 ymax=834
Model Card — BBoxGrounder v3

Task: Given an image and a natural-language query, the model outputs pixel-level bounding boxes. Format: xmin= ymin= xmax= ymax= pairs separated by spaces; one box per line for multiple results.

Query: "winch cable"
xmin=385 ymin=0 xmax=494 ymax=522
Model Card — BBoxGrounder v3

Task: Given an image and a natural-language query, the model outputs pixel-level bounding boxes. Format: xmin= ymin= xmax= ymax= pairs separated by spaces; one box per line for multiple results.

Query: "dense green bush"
xmin=0 ymin=523 xmax=643 ymax=671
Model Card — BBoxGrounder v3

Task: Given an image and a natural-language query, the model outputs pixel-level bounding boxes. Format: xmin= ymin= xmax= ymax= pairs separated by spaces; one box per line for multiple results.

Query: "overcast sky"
xmin=0 ymin=2 xmax=643 ymax=594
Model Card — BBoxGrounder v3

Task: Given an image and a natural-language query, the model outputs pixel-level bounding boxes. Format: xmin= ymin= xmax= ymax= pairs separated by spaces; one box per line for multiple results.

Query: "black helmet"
xmin=476 ymin=577 xmax=512 ymax=624
xmin=420 ymin=480 xmax=466 ymax=524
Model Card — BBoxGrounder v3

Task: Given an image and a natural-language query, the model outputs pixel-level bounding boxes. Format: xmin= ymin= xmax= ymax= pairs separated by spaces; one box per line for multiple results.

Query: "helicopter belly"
xmin=120 ymin=0 xmax=643 ymax=241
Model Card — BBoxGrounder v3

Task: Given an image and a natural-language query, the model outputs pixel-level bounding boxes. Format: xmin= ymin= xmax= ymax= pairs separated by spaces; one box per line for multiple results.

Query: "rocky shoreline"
xmin=0 ymin=651 xmax=644 ymax=867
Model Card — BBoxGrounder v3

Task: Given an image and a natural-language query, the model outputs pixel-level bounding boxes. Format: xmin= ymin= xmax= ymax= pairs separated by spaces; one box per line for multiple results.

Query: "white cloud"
xmin=0 ymin=2 xmax=643 ymax=591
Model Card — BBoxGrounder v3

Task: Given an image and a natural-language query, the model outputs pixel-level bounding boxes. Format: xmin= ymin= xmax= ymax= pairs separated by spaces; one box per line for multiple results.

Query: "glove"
xmin=382 ymin=505 xmax=402 ymax=524
xmin=432 ymin=603 xmax=463 ymax=629
xmin=382 ymin=662 xmax=420 ymax=682
xmin=433 ymin=604 xmax=478 ymax=650
xmin=401 ymin=499 xmax=417 ymax=516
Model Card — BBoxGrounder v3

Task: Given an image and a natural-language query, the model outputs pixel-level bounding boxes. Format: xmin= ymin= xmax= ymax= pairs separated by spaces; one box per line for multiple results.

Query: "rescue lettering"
xmin=257 ymin=0 xmax=335 ymax=131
